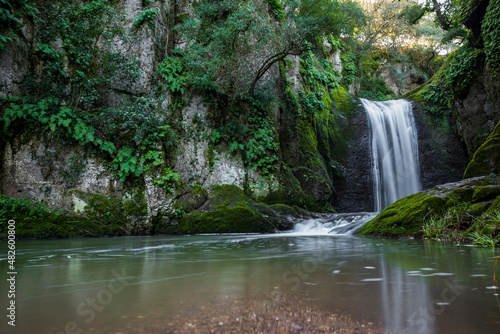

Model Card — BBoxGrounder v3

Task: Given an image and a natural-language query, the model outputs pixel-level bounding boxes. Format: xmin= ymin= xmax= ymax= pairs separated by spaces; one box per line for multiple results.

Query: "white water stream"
xmin=291 ymin=212 xmax=378 ymax=235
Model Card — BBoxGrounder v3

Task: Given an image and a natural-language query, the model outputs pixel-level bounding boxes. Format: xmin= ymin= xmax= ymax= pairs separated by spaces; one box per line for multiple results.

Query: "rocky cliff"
xmin=0 ymin=0 xmax=354 ymax=237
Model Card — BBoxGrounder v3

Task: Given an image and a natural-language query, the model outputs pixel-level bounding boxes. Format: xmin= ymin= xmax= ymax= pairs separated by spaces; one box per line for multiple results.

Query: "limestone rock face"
xmin=0 ymin=135 xmax=154 ymax=233
xmin=379 ymin=63 xmax=427 ymax=97
xmin=0 ymin=43 xmax=27 ymax=98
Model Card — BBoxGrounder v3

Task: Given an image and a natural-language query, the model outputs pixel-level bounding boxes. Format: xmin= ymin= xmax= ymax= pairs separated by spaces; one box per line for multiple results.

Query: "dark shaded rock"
xmin=454 ymin=72 xmax=499 ymax=156
xmin=333 ymin=102 xmax=373 ymax=212
xmin=464 ymin=121 xmax=500 ymax=178
xmin=176 ymin=184 xmax=209 ymax=213
xmin=412 ymin=102 xmax=469 ymax=190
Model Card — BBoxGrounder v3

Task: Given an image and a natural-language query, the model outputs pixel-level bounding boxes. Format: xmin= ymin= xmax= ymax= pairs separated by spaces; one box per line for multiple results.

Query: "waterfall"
xmin=361 ymin=99 xmax=421 ymax=211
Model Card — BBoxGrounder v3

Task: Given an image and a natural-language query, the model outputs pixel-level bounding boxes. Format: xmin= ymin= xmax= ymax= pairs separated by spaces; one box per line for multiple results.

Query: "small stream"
xmin=1 ymin=218 xmax=500 ymax=334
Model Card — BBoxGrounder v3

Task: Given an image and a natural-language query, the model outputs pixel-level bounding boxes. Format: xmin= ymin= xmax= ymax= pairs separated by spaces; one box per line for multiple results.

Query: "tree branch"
xmin=431 ymin=0 xmax=451 ymax=31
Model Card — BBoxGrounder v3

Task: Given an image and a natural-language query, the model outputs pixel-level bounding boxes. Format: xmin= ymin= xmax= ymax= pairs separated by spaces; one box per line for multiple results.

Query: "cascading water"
xmin=361 ymin=99 xmax=421 ymax=211
xmin=289 ymin=99 xmax=421 ymax=234
xmin=291 ymin=212 xmax=378 ymax=235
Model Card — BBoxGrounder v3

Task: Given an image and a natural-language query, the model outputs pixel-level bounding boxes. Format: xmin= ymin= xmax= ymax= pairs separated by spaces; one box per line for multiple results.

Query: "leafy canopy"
xmin=164 ymin=0 xmax=365 ymax=99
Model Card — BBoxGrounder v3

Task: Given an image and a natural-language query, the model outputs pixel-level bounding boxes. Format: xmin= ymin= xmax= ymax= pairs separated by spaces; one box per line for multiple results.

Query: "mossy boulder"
xmin=356 ymin=192 xmax=445 ymax=237
xmin=472 ymin=185 xmax=500 ymax=202
xmin=70 ymin=188 xmax=150 ymax=234
xmin=464 ymin=121 xmax=500 ymax=178
xmin=356 ymin=177 xmax=500 ymax=240
xmin=0 ymin=194 xmax=129 ymax=239
xmin=157 ymin=185 xmax=302 ymax=234
xmin=175 ymin=185 xmax=209 ymax=213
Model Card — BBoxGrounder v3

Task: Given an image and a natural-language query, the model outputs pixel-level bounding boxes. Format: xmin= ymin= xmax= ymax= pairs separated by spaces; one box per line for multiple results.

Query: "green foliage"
xmin=153 ymin=168 xmax=181 ymax=193
xmin=422 ymin=45 xmax=484 ymax=115
xmin=175 ymin=0 xmax=364 ymax=99
xmin=157 ymin=55 xmax=188 ymax=93
xmin=300 ymin=51 xmax=340 ymax=90
xmin=1 ymin=95 xmax=174 ymax=181
xmin=0 ymin=0 xmax=36 ymax=50
xmin=265 ymin=0 xmax=285 ymax=21
xmin=422 ymin=204 xmax=471 ymax=242
xmin=359 ymin=77 xmax=395 ymax=101
xmin=19 ymin=0 xmax=138 ymax=111
xmin=422 ymin=201 xmax=500 ymax=247
xmin=487 ymin=173 xmax=500 ymax=185
xmin=132 ymin=8 xmax=159 ymax=30
xmin=482 ymin=0 xmax=500 ymax=76
xmin=340 ymin=52 xmax=357 ymax=87
xmin=467 ymin=230 xmax=497 ymax=247
xmin=210 ymin=129 xmax=222 ymax=145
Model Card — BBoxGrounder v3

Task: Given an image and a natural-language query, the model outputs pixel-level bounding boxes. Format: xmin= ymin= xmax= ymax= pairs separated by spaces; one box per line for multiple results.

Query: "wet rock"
xmin=334 ymin=102 xmax=373 ymax=212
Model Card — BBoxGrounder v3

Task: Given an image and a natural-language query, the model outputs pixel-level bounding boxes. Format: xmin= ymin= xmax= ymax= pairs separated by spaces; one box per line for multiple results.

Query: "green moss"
xmin=160 ymin=185 xmax=280 ymax=234
xmin=70 ymin=190 xmax=127 ymax=223
xmin=171 ymin=203 xmax=276 ymax=234
xmin=483 ymin=195 xmax=500 ymax=215
xmin=0 ymin=195 xmax=128 ymax=239
xmin=175 ymin=184 xmax=209 ymax=213
xmin=468 ymin=196 xmax=500 ymax=243
xmin=444 ymin=187 xmax=476 ymax=206
xmin=268 ymin=203 xmax=300 ymax=216
xmin=357 ymin=192 xmax=446 ymax=237
xmin=472 ymin=185 xmax=500 ymax=202
xmin=70 ymin=188 xmax=149 ymax=234
xmin=402 ymin=83 xmax=426 ymax=103
xmin=482 ymin=0 xmax=500 ymax=77
xmin=330 ymin=86 xmax=353 ymax=115
xmin=467 ymin=202 xmax=491 ymax=216
xmin=464 ymin=121 xmax=500 ymax=178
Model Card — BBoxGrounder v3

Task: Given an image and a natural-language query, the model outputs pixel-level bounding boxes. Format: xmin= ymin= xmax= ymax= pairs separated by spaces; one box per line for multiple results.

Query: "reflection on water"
xmin=1 ymin=235 xmax=500 ymax=333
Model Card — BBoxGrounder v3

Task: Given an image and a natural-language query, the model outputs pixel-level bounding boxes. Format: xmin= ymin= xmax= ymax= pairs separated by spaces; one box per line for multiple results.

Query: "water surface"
xmin=1 ymin=232 xmax=500 ymax=333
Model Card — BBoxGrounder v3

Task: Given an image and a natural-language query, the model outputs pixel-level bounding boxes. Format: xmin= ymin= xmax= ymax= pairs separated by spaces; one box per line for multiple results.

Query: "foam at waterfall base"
xmin=290 ymin=212 xmax=378 ymax=235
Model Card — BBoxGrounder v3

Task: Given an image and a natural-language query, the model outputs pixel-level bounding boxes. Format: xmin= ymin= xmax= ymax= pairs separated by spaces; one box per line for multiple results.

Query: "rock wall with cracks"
xmin=0 ymin=0 xmax=339 ymax=235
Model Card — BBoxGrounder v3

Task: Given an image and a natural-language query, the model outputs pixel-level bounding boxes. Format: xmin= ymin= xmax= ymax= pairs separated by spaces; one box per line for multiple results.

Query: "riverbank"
xmin=0 ymin=188 xmax=326 ymax=239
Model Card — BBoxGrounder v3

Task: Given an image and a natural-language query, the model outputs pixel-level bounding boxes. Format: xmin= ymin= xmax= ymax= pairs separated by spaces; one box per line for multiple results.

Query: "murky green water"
xmin=1 ymin=233 xmax=500 ymax=333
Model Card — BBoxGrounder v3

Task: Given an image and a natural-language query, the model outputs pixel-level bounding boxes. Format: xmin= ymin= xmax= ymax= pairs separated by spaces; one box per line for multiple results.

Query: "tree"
xmin=169 ymin=0 xmax=365 ymax=98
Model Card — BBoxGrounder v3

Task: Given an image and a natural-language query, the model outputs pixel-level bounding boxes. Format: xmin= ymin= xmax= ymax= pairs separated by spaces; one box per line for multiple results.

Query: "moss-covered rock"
xmin=472 ymin=185 xmax=500 ymax=202
xmin=69 ymin=188 xmax=150 ymax=234
xmin=464 ymin=121 xmax=500 ymax=178
xmin=0 ymin=194 xmax=129 ymax=239
xmin=356 ymin=192 xmax=445 ymax=237
xmin=157 ymin=185 xmax=286 ymax=234
xmin=175 ymin=184 xmax=209 ymax=213
xmin=356 ymin=176 xmax=500 ymax=243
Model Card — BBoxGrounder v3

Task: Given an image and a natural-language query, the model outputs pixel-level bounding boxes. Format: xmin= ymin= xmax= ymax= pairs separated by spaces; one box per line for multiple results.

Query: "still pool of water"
xmin=1 ymin=232 xmax=500 ymax=333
